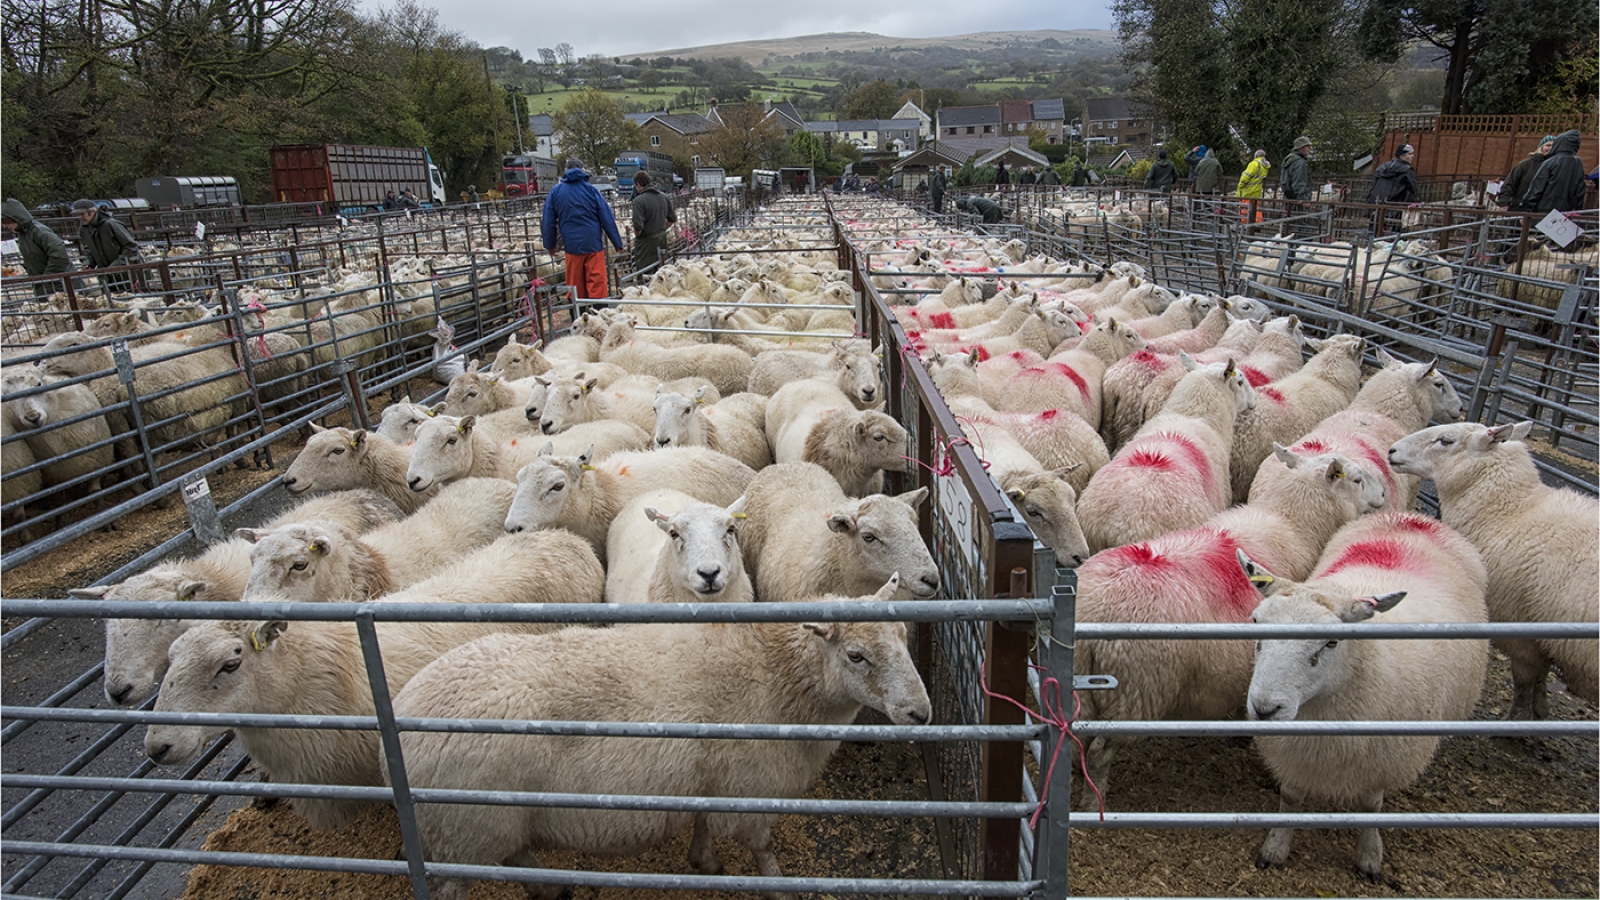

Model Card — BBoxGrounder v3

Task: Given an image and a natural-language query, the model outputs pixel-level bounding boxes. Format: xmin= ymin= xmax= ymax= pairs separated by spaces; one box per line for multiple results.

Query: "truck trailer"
xmin=134 ymin=176 xmax=242 ymax=208
xmin=614 ymin=150 xmax=675 ymax=199
xmin=269 ymin=144 xmax=446 ymax=213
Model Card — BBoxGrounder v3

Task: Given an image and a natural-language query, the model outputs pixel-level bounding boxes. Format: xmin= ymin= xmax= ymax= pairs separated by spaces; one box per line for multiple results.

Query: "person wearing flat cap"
xmin=1280 ymin=136 xmax=1314 ymax=201
xmin=72 ymin=198 xmax=141 ymax=293
xmin=1368 ymin=144 xmax=1420 ymax=205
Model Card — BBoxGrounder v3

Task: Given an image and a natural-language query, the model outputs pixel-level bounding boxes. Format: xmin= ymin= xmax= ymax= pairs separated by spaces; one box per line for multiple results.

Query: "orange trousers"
xmin=565 ymin=251 xmax=610 ymax=299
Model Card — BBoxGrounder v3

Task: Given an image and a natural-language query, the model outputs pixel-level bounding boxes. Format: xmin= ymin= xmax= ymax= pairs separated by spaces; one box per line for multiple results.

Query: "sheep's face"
xmin=376 ymin=401 xmax=435 ymax=446
xmin=490 ymin=342 xmax=548 ymax=383
xmin=1388 ymin=421 xmax=1531 ymax=480
xmin=825 ymin=490 xmax=939 ymax=599
xmin=86 ymin=569 xmax=205 ymax=706
xmin=147 ymin=620 xmax=289 ymax=765
xmin=836 ymin=353 xmax=883 ymax=409
xmin=848 ymin=411 xmax=910 ymax=473
xmin=1412 ymin=362 xmax=1464 ymax=422
xmin=37 ymin=332 xmax=104 ymax=379
xmin=1246 ymin=588 xmax=1403 ymax=722
xmin=523 ymin=378 xmax=551 ymax=424
xmin=1004 ymin=470 xmax=1089 ymax=567
xmin=239 ymin=522 xmax=344 ymax=604
xmin=442 ymin=371 xmax=498 ymax=418
xmin=1275 ymin=448 xmax=1389 ymax=517
xmin=406 ymin=415 xmax=475 ymax=492
xmin=1227 ymin=297 xmax=1271 ymax=323
xmin=539 ymin=376 xmax=599 ymax=435
xmin=806 ymin=575 xmax=931 ymax=725
xmin=651 ymin=501 xmax=744 ymax=599
xmin=283 ymin=428 xmax=369 ymax=494
xmin=651 ymin=391 xmax=702 ymax=449
xmin=505 ymin=458 xmax=582 ymax=533
xmin=1 ymin=367 xmax=48 ymax=428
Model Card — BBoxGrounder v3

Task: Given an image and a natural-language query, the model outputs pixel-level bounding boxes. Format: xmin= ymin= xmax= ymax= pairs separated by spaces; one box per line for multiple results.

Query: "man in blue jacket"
xmin=542 ymin=159 xmax=624 ymax=301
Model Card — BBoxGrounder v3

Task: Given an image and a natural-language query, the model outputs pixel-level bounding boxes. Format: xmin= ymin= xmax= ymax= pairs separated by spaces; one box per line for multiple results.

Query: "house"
xmin=892 ymin=100 xmax=933 ymax=141
xmin=802 ymin=119 xmax=922 ymax=152
xmin=763 ymin=100 xmax=806 ymax=136
xmin=975 ymin=144 xmax=1052 ymax=175
xmin=891 ymin=142 xmax=972 ymax=191
xmin=935 ymin=104 xmax=1006 ymax=150
xmin=526 ymin=114 xmax=557 ymax=159
xmin=932 ymin=135 xmax=1032 ymax=165
xmin=1031 ymin=98 xmax=1067 ymax=144
xmin=1081 ymin=97 xmax=1154 ymax=147
xmin=627 ymin=112 xmax=715 ymax=160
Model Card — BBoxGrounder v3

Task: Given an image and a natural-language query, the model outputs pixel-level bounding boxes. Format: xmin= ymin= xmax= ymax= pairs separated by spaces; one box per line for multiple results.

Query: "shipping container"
xmin=133 ymin=175 xmax=241 ymax=208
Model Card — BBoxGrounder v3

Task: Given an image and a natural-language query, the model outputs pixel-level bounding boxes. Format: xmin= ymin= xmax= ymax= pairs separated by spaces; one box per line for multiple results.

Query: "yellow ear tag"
xmin=1334 ymin=470 xmax=1347 ymax=479
xmin=1249 ymin=572 xmax=1276 ymax=587
xmin=425 ymin=409 xmax=437 ymax=417
xmin=455 ymin=425 xmax=464 ymax=433
xmin=580 ymin=463 xmax=596 ymax=471
xmin=694 ymin=396 xmax=705 ymax=404
xmin=730 ymin=512 xmax=748 ymax=519
xmin=349 ymin=439 xmax=359 ymax=449
xmin=581 ymin=384 xmax=590 ymax=393
xmin=1013 ymin=491 xmax=1026 ymax=500
xmin=250 ymin=629 xmax=268 ymax=652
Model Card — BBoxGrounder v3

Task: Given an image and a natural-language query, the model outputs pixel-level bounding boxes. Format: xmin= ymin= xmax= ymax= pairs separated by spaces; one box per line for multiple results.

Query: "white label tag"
xmin=934 ymin=445 xmax=978 ymax=573
xmin=337 ymin=215 xmax=349 ymax=227
xmin=1322 ymin=183 xmax=1335 ymax=194
xmin=1 ymin=238 xmax=18 ymax=256
xmin=1485 ymin=180 xmax=1502 ymax=196
xmin=194 ymin=221 xmax=206 ymax=240
xmin=182 ymin=477 xmax=212 ymax=502
xmin=1536 ymin=209 xmax=1580 ymax=248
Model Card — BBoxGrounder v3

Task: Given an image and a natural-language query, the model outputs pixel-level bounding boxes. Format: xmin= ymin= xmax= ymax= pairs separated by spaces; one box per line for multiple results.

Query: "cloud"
xmin=395 ymin=0 xmax=1112 ymax=59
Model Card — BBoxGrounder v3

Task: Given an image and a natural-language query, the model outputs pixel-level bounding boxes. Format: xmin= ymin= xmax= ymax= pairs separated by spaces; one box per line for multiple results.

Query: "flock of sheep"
xmin=23 ymin=194 xmax=1597 ymax=896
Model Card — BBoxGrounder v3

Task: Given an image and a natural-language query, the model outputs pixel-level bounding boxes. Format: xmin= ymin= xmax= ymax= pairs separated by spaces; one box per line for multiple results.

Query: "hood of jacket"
xmin=561 ymin=168 xmax=591 ymax=183
xmin=1551 ymin=129 xmax=1581 ymax=156
xmin=1375 ymin=158 xmax=1411 ymax=178
xmin=2 ymin=198 xmax=35 ymax=228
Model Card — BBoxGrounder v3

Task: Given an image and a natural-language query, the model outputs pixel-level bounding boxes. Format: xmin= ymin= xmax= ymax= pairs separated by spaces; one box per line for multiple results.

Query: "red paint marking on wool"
xmin=1103 ymin=542 xmax=1170 ymax=568
xmin=1242 ymin=366 xmax=1271 ymax=387
xmin=1009 ymin=350 xmax=1033 ymax=362
xmin=1348 ymin=436 xmax=1399 ymax=501
xmin=1130 ymin=350 xmax=1168 ymax=371
xmin=1161 ymin=432 xmax=1213 ymax=484
xmin=1392 ymin=514 xmax=1443 ymax=536
xmin=616 ymin=465 xmax=630 ymax=477
xmin=1196 ymin=530 xmax=1262 ymax=614
xmin=1125 ymin=449 xmax=1174 ymax=470
xmin=1038 ymin=409 xmax=1060 ymax=422
xmin=1295 ymin=438 xmax=1330 ymax=454
xmin=970 ymin=345 xmax=991 ymax=362
xmin=1259 ymin=386 xmax=1287 ymax=405
xmin=1318 ymin=539 xmax=1413 ymax=577
xmin=929 ymin=312 xmax=957 ymax=330
xmin=1049 ymin=363 xmax=1093 ymax=407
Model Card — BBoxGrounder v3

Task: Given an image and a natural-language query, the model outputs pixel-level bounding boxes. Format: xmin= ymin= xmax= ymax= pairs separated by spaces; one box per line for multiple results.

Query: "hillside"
xmin=622 ymin=29 xmax=1118 ymax=66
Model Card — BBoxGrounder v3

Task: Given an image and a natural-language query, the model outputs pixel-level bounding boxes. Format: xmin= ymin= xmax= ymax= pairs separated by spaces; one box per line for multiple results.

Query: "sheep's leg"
xmin=688 ymin=813 xmax=725 ymax=875
xmin=1255 ymin=782 xmax=1304 ymax=869
xmin=736 ymin=818 xmax=794 ymax=900
xmin=1353 ymin=789 xmax=1386 ymax=882
xmin=506 ymin=847 xmax=567 ymax=900
xmin=1503 ymin=641 xmax=1551 ymax=720
xmin=1078 ymin=736 xmax=1117 ymax=811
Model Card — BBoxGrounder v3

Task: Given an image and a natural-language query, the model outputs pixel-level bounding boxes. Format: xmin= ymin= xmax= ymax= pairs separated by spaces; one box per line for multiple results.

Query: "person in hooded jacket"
xmin=72 ymin=199 xmax=141 ymax=293
xmin=2 ymin=199 xmax=75 ymax=295
xmin=1192 ymin=147 xmax=1222 ymax=194
xmin=1038 ymin=165 xmax=1061 ymax=186
xmin=543 ymin=159 xmax=625 ymax=301
xmin=628 ymin=170 xmax=676 ymax=274
xmin=1497 ymin=135 xmax=1554 ymax=210
xmin=1144 ymin=148 xmax=1177 ymax=192
xmin=1368 ymin=144 xmax=1420 ymax=204
xmin=929 ymin=166 xmax=948 ymax=213
xmin=995 ymin=161 xmax=1009 ymax=186
xmin=1521 ymin=129 xmax=1587 ymax=214
xmin=1070 ymin=160 xmax=1088 ymax=187
xmin=1184 ymin=145 xmax=1207 ymax=182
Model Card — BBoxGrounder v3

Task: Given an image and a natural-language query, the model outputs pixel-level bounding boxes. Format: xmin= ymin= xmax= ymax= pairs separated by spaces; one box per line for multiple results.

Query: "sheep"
xmin=1140 ymin=303 xmax=1232 ymax=356
xmin=1239 ymin=510 xmax=1489 ymax=880
xmin=915 ymin=275 xmax=985 ymax=310
xmin=1076 ymin=355 xmax=1258 ymax=554
xmin=387 ymin=573 xmax=928 ymax=900
xmin=283 ymin=425 xmax=436 ymax=515
xmin=439 ymin=360 xmax=533 ymax=417
xmin=1121 ymin=293 xmax=1203 ymax=341
xmin=599 ymin=315 xmax=753 ymax=395
xmin=237 ymin=518 xmax=396 ymax=603
xmin=487 ymin=336 xmax=554 ymax=382
xmin=605 ymin=489 xmax=752 ymax=604
xmin=1388 ymin=421 xmax=1599 ymax=716
xmin=1251 ymin=350 xmax=1464 ymax=511
xmin=405 ymin=413 xmax=647 ymax=491
xmin=533 ymin=370 xmax=659 ymax=435
xmin=1 ymin=403 xmax=43 ymax=536
xmin=747 ymin=341 xmax=883 ymax=408
xmin=144 ymin=528 xmax=605 ymax=830
xmin=374 ymin=396 xmax=442 ymax=446
xmin=734 ymin=462 xmax=940 ymax=603
xmin=84 ymin=489 xmax=405 ymax=706
xmin=0 ymin=367 xmax=114 ymax=523
xmin=766 ymin=379 xmax=909 ymax=497
xmin=1497 ymin=243 xmax=1598 ymax=312
xmin=652 ymin=388 xmax=771 ymax=470
xmin=504 ymin=444 xmax=755 ymax=561
xmin=1073 ymin=445 xmax=1390 ymax=805
xmin=1001 ymin=317 xmax=1147 ymax=429
xmin=1227 ymin=333 xmax=1366 ymax=502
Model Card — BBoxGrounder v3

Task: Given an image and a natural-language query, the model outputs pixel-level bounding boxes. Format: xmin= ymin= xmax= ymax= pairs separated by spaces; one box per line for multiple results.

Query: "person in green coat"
xmin=628 ymin=171 xmax=676 ymax=274
xmin=1039 ymin=166 xmax=1061 ymax=186
xmin=1280 ymin=136 xmax=1314 ymax=201
xmin=1192 ymin=148 xmax=1222 ymax=194
xmin=955 ymin=196 xmax=1005 ymax=224
xmin=72 ymin=199 xmax=142 ymax=293
xmin=2 ymin=198 xmax=75 ymax=295
xmin=929 ymin=166 xmax=949 ymax=214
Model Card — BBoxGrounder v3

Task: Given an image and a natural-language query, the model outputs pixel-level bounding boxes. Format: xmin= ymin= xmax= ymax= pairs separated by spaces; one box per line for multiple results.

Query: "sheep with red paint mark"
xmin=1389 ymin=420 xmax=1598 ymax=717
xmin=1076 ymin=354 xmax=1257 ymax=554
xmin=1072 ymin=444 xmax=1389 ymax=805
xmin=992 ymin=318 xmax=1147 ymax=429
xmin=1251 ymin=349 xmax=1464 ymax=511
xmin=1239 ymin=510 xmax=1488 ymax=880
xmin=1227 ymin=333 xmax=1367 ymax=502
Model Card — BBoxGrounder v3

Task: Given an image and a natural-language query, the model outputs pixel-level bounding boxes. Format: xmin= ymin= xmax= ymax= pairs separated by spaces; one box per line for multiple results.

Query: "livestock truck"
xmin=614 ymin=150 xmax=676 ymax=199
xmin=500 ymin=154 xmax=560 ymax=197
xmin=269 ymin=144 xmax=447 ymax=214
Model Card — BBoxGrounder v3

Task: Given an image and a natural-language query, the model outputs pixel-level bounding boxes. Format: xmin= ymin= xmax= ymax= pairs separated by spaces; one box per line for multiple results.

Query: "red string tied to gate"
xmin=980 ymin=664 xmax=1105 ymax=827
xmin=245 ymin=297 xmax=273 ymax=360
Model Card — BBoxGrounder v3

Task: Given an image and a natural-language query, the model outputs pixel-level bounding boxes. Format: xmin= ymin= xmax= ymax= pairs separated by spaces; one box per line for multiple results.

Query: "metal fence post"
xmin=353 ymin=612 xmax=432 ymax=900
xmin=1037 ymin=571 xmax=1076 ymax=898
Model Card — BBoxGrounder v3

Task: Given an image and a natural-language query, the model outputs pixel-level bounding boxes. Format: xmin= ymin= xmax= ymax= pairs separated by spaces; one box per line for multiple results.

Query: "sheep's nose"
xmin=540 ymin=421 xmax=556 ymax=435
xmin=1252 ymin=703 xmax=1281 ymax=721
xmin=282 ymin=476 xmax=298 ymax=488
xmin=656 ymin=437 xmax=671 ymax=447
xmin=505 ymin=523 xmax=524 ymax=534
xmin=147 ymin=743 xmax=172 ymax=764
xmin=861 ymin=387 xmax=875 ymax=400
xmin=407 ymin=476 xmax=424 ymax=491
xmin=907 ymin=708 xmax=929 ymax=725
xmin=107 ymin=683 xmax=134 ymax=705
xmin=697 ymin=566 xmax=721 ymax=585
xmin=919 ymin=575 xmax=939 ymax=591
xmin=1066 ymin=554 xmax=1085 ymax=567
xmin=525 ymin=409 xmax=539 ymax=422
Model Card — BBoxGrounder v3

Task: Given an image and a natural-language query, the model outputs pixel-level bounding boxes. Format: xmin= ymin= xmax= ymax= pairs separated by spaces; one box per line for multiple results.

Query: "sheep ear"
xmin=646 ymin=507 xmax=673 ymax=531
xmin=309 ymin=536 xmax=331 ymax=555
xmin=350 ymin=430 xmax=368 ymax=449
xmin=458 ymin=415 xmax=476 ymax=434
xmin=538 ymin=441 xmax=555 ymax=456
xmin=1272 ymin=443 xmax=1302 ymax=468
xmin=69 ymin=585 xmax=111 ymax=599
xmin=1052 ymin=464 xmax=1080 ymax=480
xmin=1376 ymin=347 xmax=1402 ymax=368
xmin=399 ymin=394 xmax=414 ymax=405
xmin=1339 ymin=592 xmax=1406 ymax=622
xmin=873 ymin=572 xmax=902 ymax=601
xmin=534 ymin=375 xmax=551 ymax=386
xmin=529 ymin=338 xmax=544 ymax=351
xmin=309 ymin=422 xmax=327 ymax=433
xmin=725 ymin=495 xmax=747 ymax=519
xmin=1419 ymin=357 xmax=1440 ymax=379
xmin=1180 ymin=350 xmax=1199 ymax=371
xmin=177 ymin=580 xmax=207 ymax=601
xmin=583 ymin=377 xmax=599 ymax=393
xmin=1223 ymin=357 xmax=1238 ymax=378
xmin=1323 ymin=457 xmax=1347 ymax=482
xmin=826 ymin=512 xmax=856 ymax=534
xmin=235 ymin=528 xmax=262 ymax=543
xmin=466 ymin=359 xmax=480 ymax=373
xmin=897 ymin=487 xmax=929 ymax=508
xmin=248 ymin=620 xmax=289 ymax=650
xmin=802 ymin=622 xmax=838 ymax=641
xmin=1236 ymin=550 xmax=1282 ymax=596
xmin=578 ymin=445 xmax=595 ymax=467
xmin=428 ymin=402 xmax=446 ymax=416
xmin=694 ymin=385 xmax=710 ymax=401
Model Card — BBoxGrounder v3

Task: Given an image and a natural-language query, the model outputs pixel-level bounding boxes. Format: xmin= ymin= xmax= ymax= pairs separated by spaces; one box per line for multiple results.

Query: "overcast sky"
xmin=398 ymin=0 xmax=1114 ymax=60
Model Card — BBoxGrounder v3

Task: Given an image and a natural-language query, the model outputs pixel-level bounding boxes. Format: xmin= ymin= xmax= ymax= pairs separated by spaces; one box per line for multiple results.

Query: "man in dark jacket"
xmin=929 ymin=166 xmax=948 ymax=213
xmin=1070 ymin=161 xmax=1088 ymax=187
xmin=382 ymin=192 xmax=400 ymax=211
xmin=1144 ymin=148 xmax=1177 ymax=192
xmin=542 ymin=159 xmax=624 ymax=301
xmin=628 ymin=171 xmax=676 ymax=273
xmin=1018 ymin=167 xmax=1036 ymax=186
xmin=955 ymin=196 xmax=1005 ymax=224
xmin=72 ymin=199 xmax=141 ymax=293
xmin=1497 ymin=135 xmax=1554 ymax=210
xmin=1280 ymin=136 xmax=1314 ymax=201
xmin=1038 ymin=165 xmax=1061 ymax=186
xmin=1184 ymin=145 xmax=1207 ymax=183
xmin=995 ymin=162 xmax=1009 ymax=186
xmin=3 ymin=198 xmax=74 ymax=295
xmin=1368 ymin=145 xmax=1420 ymax=204
xmin=1192 ymin=148 xmax=1222 ymax=194
xmin=1522 ymin=129 xmax=1587 ymax=214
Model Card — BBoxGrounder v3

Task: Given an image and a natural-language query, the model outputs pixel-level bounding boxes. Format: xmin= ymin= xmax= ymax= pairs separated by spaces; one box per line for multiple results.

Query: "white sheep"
xmin=405 ymin=413 xmax=646 ymax=491
xmin=734 ymin=461 xmax=940 ymax=603
xmin=1 ymin=367 xmax=114 ymax=526
xmin=605 ymin=489 xmax=752 ymax=604
xmin=1227 ymin=333 xmax=1366 ymax=502
xmin=237 ymin=519 xmax=396 ymax=603
xmin=747 ymin=341 xmax=883 ymax=408
xmin=144 ymin=528 xmax=605 ymax=830
xmin=651 ymin=388 xmax=771 ymax=470
xmin=1388 ymin=421 xmax=1598 ymax=716
xmin=1 ymin=403 xmax=43 ymax=537
xmin=1073 ymin=445 xmax=1389 ymax=805
xmin=387 ymin=574 xmax=930 ymax=900
xmin=359 ymin=477 xmax=517 ymax=586
xmin=766 ymin=379 xmax=909 ymax=497
xmin=599 ymin=315 xmax=753 ymax=395
xmin=374 ymin=396 xmax=443 ymax=446
xmin=1240 ymin=510 xmax=1489 ymax=880
xmin=533 ymin=370 xmax=659 ymax=435
xmin=1251 ymin=350 xmax=1464 ymax=511
xmin=487 ymin=336 xmax=554 ymax=382
xmin=439 ymin=360 xmax=534 ymax=417
xmin=1076 ymin=355 xmax=1258 ymax=553
xmin=504 ymin=444 xmax=755 ymax=561
xmin=997 ymin=318 xmax=1146 ymax=429
xmin=83 ymin=489 xmax=405 ymax=706
xmin=284 ymin=426 xmax=434 ymax=515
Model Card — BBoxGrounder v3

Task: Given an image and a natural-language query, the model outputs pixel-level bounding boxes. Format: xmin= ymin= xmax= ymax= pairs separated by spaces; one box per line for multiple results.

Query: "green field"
xmin=521 ymin=86 xmax=678 ymax=112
